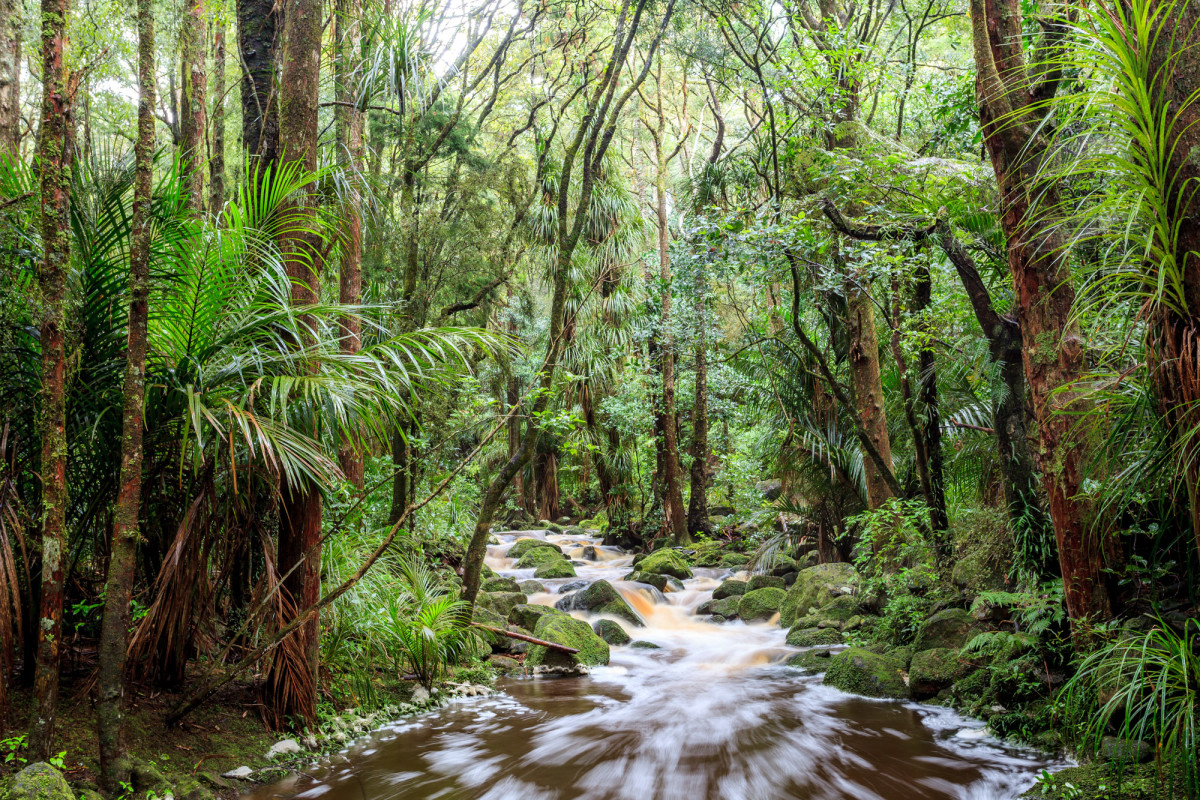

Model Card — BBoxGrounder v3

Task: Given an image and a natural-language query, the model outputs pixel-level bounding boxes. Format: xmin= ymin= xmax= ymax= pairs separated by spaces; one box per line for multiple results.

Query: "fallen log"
xmin=472 ymin=623 xmax=580 ymax=654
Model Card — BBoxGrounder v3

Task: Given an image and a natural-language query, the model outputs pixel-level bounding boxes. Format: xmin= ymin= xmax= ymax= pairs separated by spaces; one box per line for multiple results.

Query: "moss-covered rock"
xmin=515 ymin=546 xmax=567 ymax=569
xmin=518 ymin=580 xmax=545 ymax=594
xmin=507 ymin=538 xmax=562 ymax=559
xmin=488 ymin=654 xmax=524 ymax=676
xmin=693 ymin=550 xmax=724 ymax=567
xmin=623 ymin=571 xmax=669 ymax=591
xmin=779 ymin=563 xmax=862 ymax=627
xmin=534 ymin=559 xmax=577 ymax=579
xmin=720 ymin=553 xmax=750 ymax=568
xmin=482 ymin=576 xmax=522 ymax=593
xmin=489 ymin=624 xmax=532 ymax=656
xmin=630 ymin=640 xmax=660 ymax=649
xmin=738 ymin=587 xmax=786 ymax=621
xmin=697 ymin=596 xmax=741 ymax=618
xmin=713 ymin=579 xmax=748 ymax=599
xmin=508 ymin=603 xmax=562 ymax=631
xmin=592 ymin=618 xmax=631 ymax=646
xmin=477 ymin=591 xmax=527 ymax=618
xmin=556 ymin=580 xmax=644 ymax=627
xmin=746 ymin=574 xmax=786 ymax=592
xmin=472 ymin=604 xmax=508 ymax=630
xmin=822 ymin=647 xmax=908 ymax=699
xmin=526 ymin=613 xmax=610 ymax=669
xmin=787 ymin=647 xmax=835 ymax=674
xmin=786 ymin=626 xmax=843 ymax=648
xmin=4 ymin=764 xmax=75 ymax=800
xmin=909 ymin=647 xmax=972 ymax=699
xmin=914 ymin=608 xmax=979 ymax=651
xmin=636 ymin=549 xmax=693 ymax=579
xmin=799 ymin=595 xmax=866 ymax=631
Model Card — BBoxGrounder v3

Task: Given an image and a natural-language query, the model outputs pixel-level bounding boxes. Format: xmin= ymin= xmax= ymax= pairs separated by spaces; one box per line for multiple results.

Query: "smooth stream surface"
xmin=248 ymin=531 xmax=1064 ymax=800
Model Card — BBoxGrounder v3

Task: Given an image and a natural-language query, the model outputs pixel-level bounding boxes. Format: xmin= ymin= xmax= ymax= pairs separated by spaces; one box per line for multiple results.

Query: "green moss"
xmin=533 ymin=559 xmax=576 ymax=579
xmin=1020 ymin=762 xmax=1182 ymax=800
xmin=477 ymin=591 xmax=527 ymax=618
xmin=698 ymin=595 xmax=741 ymax=618
xmin=786 ymin=626 xmax=843 ymax=647
xmin=637 ymin=549 xmax=693 ymax=579
xmin=624 ymin=571 xmax=669 ymax=591
xmin=6 ymin=764 xmax=75 ymax=800
xmin=481 ymin=576 xmax=522 ymax=593
xmin=508 ymin=538 xmax=562 ymax=559
xmin=713 ymin=579 xmax=748 ymax=599
xmin=746 ymin=575 xmax=785 ymax=592
xmin=527 ymin=614 xmax=610 ymax=668
xmin=509 ymin=603 xmax=562 ymax=630
xmin=515 ymin=546 xmax=567 ymax=569
xmin=914 ymin=608 xmax=978 ymax=651
xmin=822 ymin=647 xmax=909 ymax=699
xmin=787 ymin=647 xmax=835 ymax=674
xmin=592 ymin=619 xmax=631 ymax=646
xmin=909 ymin=648 xmax=972 ymax=699
xmin=572 ymin=580 xmax=644 ymax=627
xmin=738 ymin=587 xmax=787 ymax=621
xmin=779 ymin=563 xmax=861 ymax=627
xmin=720 ymin=553 xmax=750 ymax=567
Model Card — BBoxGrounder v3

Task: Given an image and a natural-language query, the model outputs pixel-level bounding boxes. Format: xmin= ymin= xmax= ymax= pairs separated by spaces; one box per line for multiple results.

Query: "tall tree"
xmin=96 ymin=0 xmax=157 ymax=784
xmin=0 ymin=0 xmax=18 ymax=154
xmin=239 ymin=0 xmax=277 ymax=164
xmin=210 ymin=19 xmax=226 ymax=211
xmin=28 ymin=0 xmax=73 ymax=760
xmin=180 ymin=0 xmax=207 ymax=209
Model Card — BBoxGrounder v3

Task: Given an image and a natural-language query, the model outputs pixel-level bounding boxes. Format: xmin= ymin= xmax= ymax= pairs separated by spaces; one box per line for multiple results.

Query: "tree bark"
xmin=971 ymin=0 xmax=1110 ymax=626
xmin=844 ymin=269 xmax=895 ymax=509
xmin=210 ymin=24 xmax=226 ymax=212
xmin=0 ymin=0 xmax=19 ymax=155
xmin=239 ymin=0 xmax=278 ymax=165
xmin=687 ymin=259 xmax=711 ymax=535
xmin=28 ymin=0 xmax=73 ymax=760
xmin=179 ymin=0 xmax=207 ymax=210
xmin=96 ymin=0 xmax=156 ymax=783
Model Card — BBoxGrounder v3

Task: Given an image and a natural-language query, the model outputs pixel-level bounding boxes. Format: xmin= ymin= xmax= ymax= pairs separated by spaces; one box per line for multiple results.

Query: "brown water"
xmin=248 ymin=531 xmax=1062 ymax=800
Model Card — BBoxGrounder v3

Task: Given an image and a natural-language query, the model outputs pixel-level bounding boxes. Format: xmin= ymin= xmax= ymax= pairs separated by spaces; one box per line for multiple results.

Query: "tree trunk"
xmin=0 ymin=0 xmax=18 ymax=155
xmin=209 ymin=24 xmax=225 ymax=212
xmin=179 ymin=0 xmax=206 ymax=210
xmin=335 ymin=0 xmax=364 ymax=489
xmin=687 ymin=260 xmax=710 ymax=535
xmin=239 ymin=0 xmax=278 ymax=164
xmin=265 ymin=0 xmax=322 ymax=726
xmin=96 ymin=0 xmax=155 ymax=783
xmin=844 ymin=270 xmax=895 ymax=509
xmin=913 ymin=262 xmax=949 ymax=535
xmin=28 ymin=0 xmax=73 ymax=760
xmin=971 ymin=0 xmax=1110 ymax=626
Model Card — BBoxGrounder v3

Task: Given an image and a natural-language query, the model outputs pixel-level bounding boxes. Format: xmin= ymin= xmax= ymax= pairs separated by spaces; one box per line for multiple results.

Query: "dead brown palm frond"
xmin=259 ymin=532 xmax=315 ymax=729
xmin=0 ymin=421 xmax=27 ymax=722
xmin=128 ymin=474 xmax=220 ymax=686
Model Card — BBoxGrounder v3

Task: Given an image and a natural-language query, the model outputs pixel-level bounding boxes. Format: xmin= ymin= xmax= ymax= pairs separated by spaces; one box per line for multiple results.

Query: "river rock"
xmin=623 ymin=571 xmax=669 ymax=591
xmin=507 ymin=537 xmax=560 ymax=558
xmin=221 ymin=767 xmax=253 ymax=780
xmin=482 ymin=576 xmax=522 ymax=594
xmin=786 ymin=626 xmax=843 ymax=648
xmin=697 ymin=596 xmax=741 ymax=618
xmin=779 ymin=563 xmax=862 ymax=627
xmin=799 ymin=595 xmax=864 ymax=631
xmin=1099 ymin=735 xmax=1154 ymax=764
xmin=770 ymin=557 xmax=800 ymax=577
xmin=630 ymin=640 xmax=660 ymax=649
xmin=519 ymin=580 xmax=546 ymax=594
xmin=473 ymin=604 xmax=507 ymax=630
xmin=635 ymin=549 xmax=693 ymax=579
xmin=713 ymin=579 xmax=748 ymax=599
xmin=914 ymin=608 xmax=979 ymax=652
xmin=593 ymin=618 xmax=632 ymax=646
xmin=822 ymin=647 xmax=909 ymax=699
xmin=527 ymin=613 xmax=610 ymax=670
xmin=720 ymin=553 xmax=750 ymax=567
xmin=509 ymin=603 xmax=562 ymax=631
xmin=534 ymin=559 xmax=576 ymax=579
xmin=908 ymin=648 xmax=972 ymax=699
xmin=558 ymin=580 xmax=589 ymax=593
xmin=5 ymin=764 xmax=75 ymax=800
xmin=555 ymin=579 xmax=644 ymax=627
xmin=515 ymin=546 xmax=567 ymax=569
xmin=267 ymin=739 xmax=303 ymax=759
xmin=746 ymin=574 xmax=785 ymax=592
xmin=739 ymin=587 xmax=786 ymax=621
xmin=787 ymin=647 xmax=835 ymax=674
xmin=488 ymin=655 xmax=524 ymax=676
xmin=478 ymin=591 xmax=527 ymax=618
xmin=489 ymin=624 xmax=531 ymax=655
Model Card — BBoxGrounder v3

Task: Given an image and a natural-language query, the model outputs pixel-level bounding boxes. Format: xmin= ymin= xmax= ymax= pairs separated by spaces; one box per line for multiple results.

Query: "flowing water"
xmin=248 ymin=531 xmax=1064 ymax=800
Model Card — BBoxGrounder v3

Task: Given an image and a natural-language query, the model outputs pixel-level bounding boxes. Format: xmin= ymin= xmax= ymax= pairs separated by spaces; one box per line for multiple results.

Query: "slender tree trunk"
xmin=266 ymin=0 xmax=322 ymax=726
xmin=179 ymin=0 xmax=206 ymax=210
xmin=0 ymin=0 xmax=19 ymax=155
xmin=209 ymin=23 xmax=225 ymax=212
xmin=687 ymin=260 xmax=710 ymax=535
xmin=28 ymin=0 xmax=73 ymax=760
xmin=844 ymin=269 xmax=895 ymax=509
xmin=335 ymin=0 xmax=364 ymax=488
xmin=971 ymin=0 xmax=1110 ymax=626
xmin=238 ymin=0 xmax=277 ymax=164
xmin=96 ymin=0 xmax=156 ymax=783
xmin=913 ymin=262 xmax=949 ymax=534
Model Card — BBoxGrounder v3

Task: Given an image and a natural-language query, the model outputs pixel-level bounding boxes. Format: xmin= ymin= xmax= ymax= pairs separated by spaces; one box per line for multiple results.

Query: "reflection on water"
xmin=247 ymin=531 xmax=1061 ymax=800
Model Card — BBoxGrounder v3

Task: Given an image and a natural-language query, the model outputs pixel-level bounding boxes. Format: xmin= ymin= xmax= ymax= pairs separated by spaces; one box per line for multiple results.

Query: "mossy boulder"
xmin=3 ymin=764 xmax=75 ymax=800
xmin=786 ymin=626 xmax=843 ymax=648
xmin=477 ymin=591 xmax=526 ymax=618
xmin=508 ymin=603 xmax=562 ymax=631
xmin=636 ymin=549 xmax=693 ymax=580
xmin=738 ymin=587 xmax=786 ymax=621
xmin=713 ymin=579 xmax=748 ymax=599
xmin=623 ymin=571 xmax=669 ymax=591
xmin=472 ymin=604 xmax=508 ymax=630
xmin=693 ymin=550 xmax=724 ymax=567
xmin=482 ymin=576 xmax=522 ymax=593
xmin=822 ymin=647 xmax=908 ymax=699
xmin=720 ymin=553 xmax=750 ymax=568
xmin=527 ymin=613 xmax=610 ymax=669
xmin=489 ymin=624 xmax=532 ymax=656
xmin=914 ymin=608 xmax=979 ymax=652
xmin=592 ymin=618 xmax=631 ymax=646
xmin=779 ymin=563 xmax=862 ymax=627
xmin=697 ymin=596 xmax=741 ymax=618
xmin=515 ymin=546 xmax=567 ymax=569
xmin=909 ymin=647 xmax=972 ymax=699
xmin=518 ymin=580 xmax=545 ymax=594
xmin=800 ymin=595 xmax=864 ymax=631
xmin=631 ymin=640 xmax=660 ymax=649
xmin=507 ymin=538 xmax=562 ymax=559
xmin=556 ymin=580 xmax=644 ymax=627
xmin=746 ymin=574 xmax=786 ymax=592
xmin=488 ymin=654 xmax=524 ymax=676
xmin=787 ymin=647 xmax=835 ymax=674
xmin=534 ymin=559 xmax=576 ymax=579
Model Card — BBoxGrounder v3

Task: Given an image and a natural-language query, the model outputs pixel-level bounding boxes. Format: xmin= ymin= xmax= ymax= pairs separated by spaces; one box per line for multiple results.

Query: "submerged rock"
xmin=635 ymin=549 xmax=693 ymax=579
xmin=555 ymin=579 xmax=644 ymax=627
xmin=482 ymin=576 xmax=523 ymax=594
xmin=739 ymin=587 xmax=786 ymax=621
xmin=593 ymin=618 xmax=632 ymax=646
xmin=779 ymin=563 xmax=862 ymax=627
xmin=527 ymin=613 xmax=610 ymax=669
xmin=488 ymin=654 xmax=524 ymax=676
xmin=507 ymin=538 xmax=561 ymax=559
xmin=914 ymin=608 xmax=979 ymax=652
xmin=822 ymin=647 xmax=908 ymax=699
xmin=786 ymin=626 xmax=843 ymax=648
xmin=713 ymin=579 xmax=748 ymax=599
xmin=534 ymin=559 xmax=576 ymax=579
xmin=558 ymin=580 xmax=589 ymax=593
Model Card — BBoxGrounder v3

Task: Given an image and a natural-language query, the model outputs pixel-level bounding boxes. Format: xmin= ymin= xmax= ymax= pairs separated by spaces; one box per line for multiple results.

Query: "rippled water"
xmin=247 ymin=531 xmax=1063 ymax=800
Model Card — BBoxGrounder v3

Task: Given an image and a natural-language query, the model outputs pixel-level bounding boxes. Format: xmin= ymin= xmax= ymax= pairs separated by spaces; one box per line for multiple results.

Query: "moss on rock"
xmin=592 ymin=618 xmax=631 ymax=646
xmin=534 ymin=559 xmax=576 ymax=579
xmin=787 ymin=648 xmax=835 ymax=674
xmin=739 ymin=587 xmax=786 ymax=621
xmin=527 ymin=613 xmax=610 ymax=669
xmin=822 ymin=647 xmax=909 ymax=699
xmin=1020 ymin=762 xmax=1181 ymax=800
xmin=508 ymin=603 xmax=562 ymax=631
xmin=697 ymin=595 xmax=741 ymax=618
xmin=914 ymin=608 xmax=979 ymax=652
xmin=482 ymin=576 xmax=522 ymax=593
xmin=507 ymin=538 xmax=562 ymax=559
xmin=713 ymin=579 xmax=748 ymax=599
xmin=477 ymin=591 xmax=527 ymax=618
xmin=720 ymin=553 xmax=750 ymax=567
xmin=4 ymin=764 xmax=75 ymax=800
xmin=557 ymin=580 xmax=644 ymax=627
xmin=518 ymin=580 xmax=545 ymax=594
xmin=779 ymin=563 xmax=861 ymax=627
xmin=746 ymin=575 xmax=785 ymax=592
xmin=637 ymin=549 xmax=693 ymax=579
xmin=909 ymin=647 xmax=972 ymax=699
xmin=623 ymin=571 xmax=669 ymax=591
xmin=515 ymin=546 xmax=567 ymax=569
xmin=786 ymin=626 xmax=843 ymax=647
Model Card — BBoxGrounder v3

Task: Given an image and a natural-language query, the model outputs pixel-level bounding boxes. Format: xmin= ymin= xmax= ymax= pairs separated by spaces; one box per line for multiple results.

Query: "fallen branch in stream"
xmin=472 ymin=624 xmax=580 ymax=654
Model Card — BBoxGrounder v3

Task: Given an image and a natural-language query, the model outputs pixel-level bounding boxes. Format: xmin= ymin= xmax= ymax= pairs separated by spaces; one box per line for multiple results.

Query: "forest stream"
xmin=245 ymin=531 xmax=1064 ymax=800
